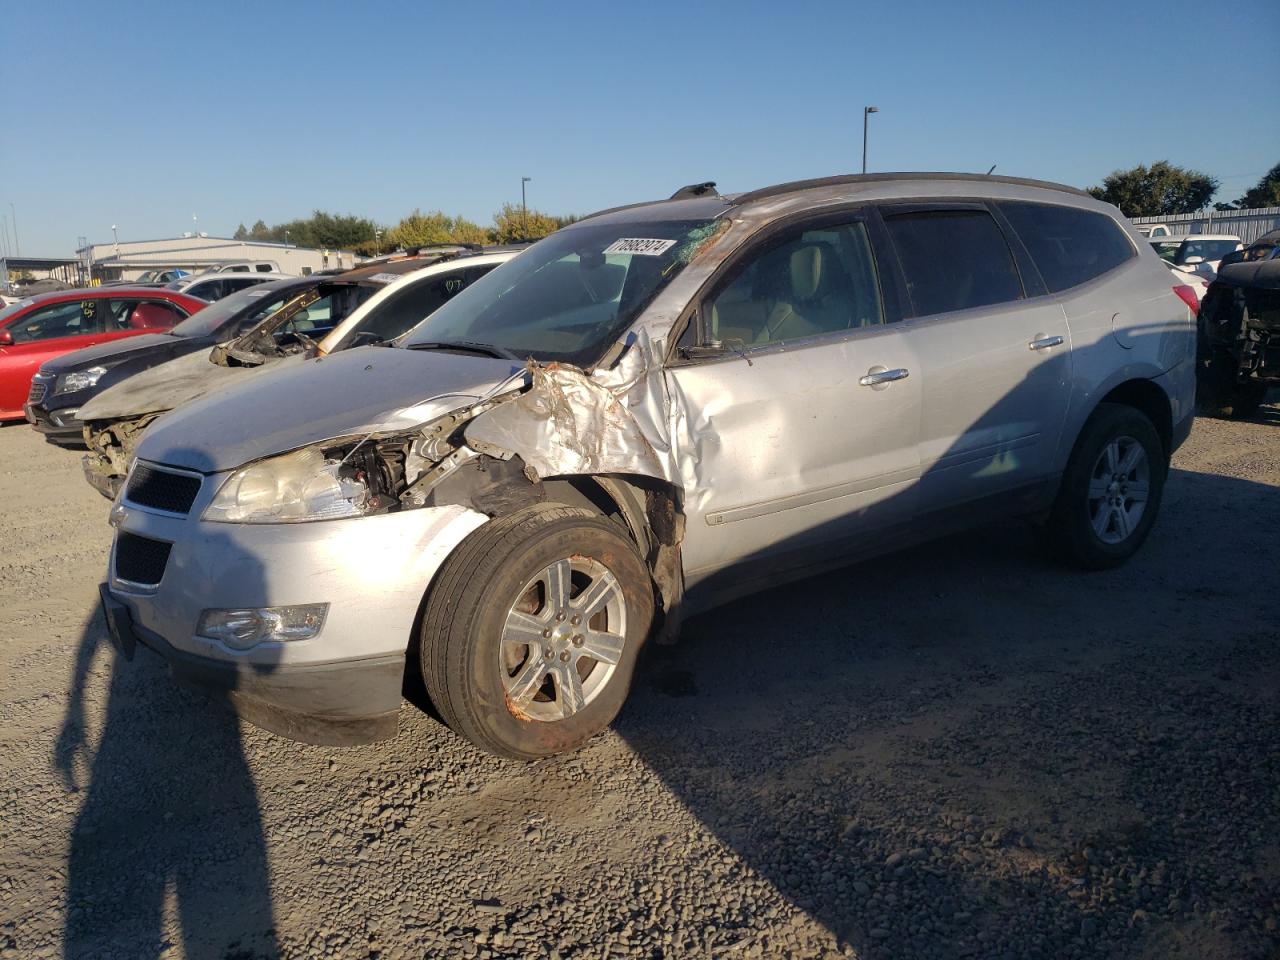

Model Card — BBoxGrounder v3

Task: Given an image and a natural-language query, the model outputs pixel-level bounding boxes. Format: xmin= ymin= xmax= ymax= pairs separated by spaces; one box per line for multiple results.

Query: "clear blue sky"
xmin=2 ymin=0 xmax=1277 ymax=255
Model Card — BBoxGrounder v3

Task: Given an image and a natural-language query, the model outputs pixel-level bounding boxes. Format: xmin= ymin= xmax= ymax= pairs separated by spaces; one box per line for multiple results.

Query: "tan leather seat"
xmin=756 ymin=241 xmax=850 ymax=342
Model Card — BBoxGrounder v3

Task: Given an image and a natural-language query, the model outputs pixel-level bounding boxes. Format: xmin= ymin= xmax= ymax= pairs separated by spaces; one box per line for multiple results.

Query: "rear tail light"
xmin=1172 ymin=284 xmax=1199 ymax=315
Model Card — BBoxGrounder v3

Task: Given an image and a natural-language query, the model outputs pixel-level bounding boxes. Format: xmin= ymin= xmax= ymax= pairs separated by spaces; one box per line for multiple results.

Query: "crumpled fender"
xmin=463 ymin=328 xmax=676 ymax=483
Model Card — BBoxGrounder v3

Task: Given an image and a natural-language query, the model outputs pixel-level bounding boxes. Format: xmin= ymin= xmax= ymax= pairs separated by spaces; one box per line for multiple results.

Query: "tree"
xmin=1087 ymin=161 xmax=1218 ymax=217
xmin=492 ymin=203 xmax=561 ymax=243
xmin=387 ymin=210 xmax=489 ymax=249
xmin=248 ymin=220 xmax=270 ymax=241
xmin=1235 ymin=163 xmax=1280 ymax=209
xmin=232 ymin=223 xmax=248 ymax=240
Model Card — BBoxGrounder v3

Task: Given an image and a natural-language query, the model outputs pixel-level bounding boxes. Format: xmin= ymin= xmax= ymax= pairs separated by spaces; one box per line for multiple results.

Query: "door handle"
xmin=1029 ymin=334 xmax=1064 ymax=350
xmin=859 ymin=366 xmax=910 ymax=388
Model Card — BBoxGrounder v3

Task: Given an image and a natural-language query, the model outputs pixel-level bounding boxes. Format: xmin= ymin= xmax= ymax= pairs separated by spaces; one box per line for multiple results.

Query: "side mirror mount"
xmin=0 ymin=329 xmax=12 ymax=347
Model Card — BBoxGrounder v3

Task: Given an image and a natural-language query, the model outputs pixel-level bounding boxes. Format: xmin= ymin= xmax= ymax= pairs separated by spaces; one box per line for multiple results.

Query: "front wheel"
xmin=1042 ymin=403 xmax=1167 ymax=570
xmin=420 ymin=504 xmax=654 ymax=759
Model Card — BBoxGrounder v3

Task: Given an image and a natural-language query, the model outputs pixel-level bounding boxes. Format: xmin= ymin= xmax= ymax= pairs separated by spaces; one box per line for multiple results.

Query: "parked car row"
xmin=27 ymin=173 xmax=1199 ymax=760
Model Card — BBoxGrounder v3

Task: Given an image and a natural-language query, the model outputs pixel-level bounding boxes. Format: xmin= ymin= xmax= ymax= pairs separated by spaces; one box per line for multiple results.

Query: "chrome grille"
xmin=125 ymin=463 xmax=202 ymax=515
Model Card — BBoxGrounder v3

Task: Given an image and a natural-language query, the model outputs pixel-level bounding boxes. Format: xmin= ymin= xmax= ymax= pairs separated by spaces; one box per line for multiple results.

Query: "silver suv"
xmin=100 ymin=173 xmax=1197 ymax=758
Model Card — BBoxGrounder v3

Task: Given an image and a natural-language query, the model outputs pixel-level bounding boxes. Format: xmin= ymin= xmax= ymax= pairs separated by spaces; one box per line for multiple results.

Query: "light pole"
xmin=862 ymin=106 xmax=879 ymax=175
xmin=9 ymin=202 xmax=19 ymax=256
xmin=284 ymin=229 xmax=291 ymax=248
xmin=374 ymin=227 xmax=382 ymax=256
xmin=521 ymin=176 xmax=532 ymax=235
xmin=111 ymin=224 xmax=119 ymax=255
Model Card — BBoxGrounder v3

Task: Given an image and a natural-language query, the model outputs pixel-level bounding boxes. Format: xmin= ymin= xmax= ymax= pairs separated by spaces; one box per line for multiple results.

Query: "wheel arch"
xmin=1095 ymin=378 xmax=1173 ymax=458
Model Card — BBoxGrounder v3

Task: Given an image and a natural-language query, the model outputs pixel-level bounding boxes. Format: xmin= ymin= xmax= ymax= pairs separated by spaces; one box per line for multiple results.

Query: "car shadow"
xmin=56 ymin=538 xmax=281 ymax=959
xmin=612 ymin=465 xmax=1280 ymax=958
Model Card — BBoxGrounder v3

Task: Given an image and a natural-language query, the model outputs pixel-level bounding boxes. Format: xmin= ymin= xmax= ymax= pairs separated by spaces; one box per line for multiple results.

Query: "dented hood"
xmin=135 ymin=346 xmax=523 ymax=473
xmin=77 ymin=347 xmax=285 ymax=422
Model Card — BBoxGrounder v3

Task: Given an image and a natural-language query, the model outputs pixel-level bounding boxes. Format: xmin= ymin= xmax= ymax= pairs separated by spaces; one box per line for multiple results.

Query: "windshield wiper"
xmin=406 ymin=339 xmax=520 ymax=361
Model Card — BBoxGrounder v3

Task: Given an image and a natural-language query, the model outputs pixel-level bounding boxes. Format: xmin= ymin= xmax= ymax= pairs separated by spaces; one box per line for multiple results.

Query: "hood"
xmin=78 ymin=346 xmax=277 ymax=422
xmin=136 ymin=345 xmax=523 ymax=473
xmin=40 ymin=333 xmax=179 ymax=374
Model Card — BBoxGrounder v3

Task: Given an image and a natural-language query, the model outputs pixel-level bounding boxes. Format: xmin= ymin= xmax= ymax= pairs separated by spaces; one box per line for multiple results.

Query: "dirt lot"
xmin=1 ymin=407 xmax=1278 ymax=960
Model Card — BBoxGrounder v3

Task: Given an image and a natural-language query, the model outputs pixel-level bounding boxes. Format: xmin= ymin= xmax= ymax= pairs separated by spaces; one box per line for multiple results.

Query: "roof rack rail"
xmin=669 ymin=181 xmax=718 ymax=200
xmin=731 ymin=172 xmax=1090 ymax=206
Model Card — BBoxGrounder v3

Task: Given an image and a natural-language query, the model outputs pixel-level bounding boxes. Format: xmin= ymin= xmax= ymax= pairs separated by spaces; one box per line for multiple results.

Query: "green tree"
xmin=232 ymin=223 xmax=248 ymax=240
xmin=387 ymin=210 xmax=489 ymax=249
xmin=1087 ymin=161 xmax=1219 ymax=216
xmin=492 ymin=203 xmax=561 ymax=243
xmin=248 ymin=220 xmax=270 ymax=241
xmin=1235 ymin=163 xmax=1280 ymax=209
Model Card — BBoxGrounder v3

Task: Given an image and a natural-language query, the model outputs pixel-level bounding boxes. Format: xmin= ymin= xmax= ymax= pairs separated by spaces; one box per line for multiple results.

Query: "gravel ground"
xmin=0 ymin=406 xmax=1277 ymax=960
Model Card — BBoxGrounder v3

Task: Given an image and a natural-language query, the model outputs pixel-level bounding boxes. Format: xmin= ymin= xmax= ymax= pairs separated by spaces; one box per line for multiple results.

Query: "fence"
xmin=1130 ymin=207 xmax=1280 ymax=244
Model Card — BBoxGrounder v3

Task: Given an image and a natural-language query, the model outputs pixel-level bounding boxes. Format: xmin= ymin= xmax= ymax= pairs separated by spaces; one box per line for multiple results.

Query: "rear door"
xmin=874 ymin=203 xmax=1072 ymax=514
xmin=667 ymin=211 xmax=923 ymax=594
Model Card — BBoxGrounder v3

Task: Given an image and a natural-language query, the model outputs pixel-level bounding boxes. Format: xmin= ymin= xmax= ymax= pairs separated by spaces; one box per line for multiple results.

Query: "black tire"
xmin=420 ymin=503 xmax=654 ymax=759
xmin=1043 ymin=403 xmax=1167 ymax=570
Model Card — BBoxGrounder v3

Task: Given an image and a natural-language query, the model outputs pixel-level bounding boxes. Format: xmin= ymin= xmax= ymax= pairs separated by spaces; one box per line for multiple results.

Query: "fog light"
xmin=197 ymin=603 xmax=328 ymax=650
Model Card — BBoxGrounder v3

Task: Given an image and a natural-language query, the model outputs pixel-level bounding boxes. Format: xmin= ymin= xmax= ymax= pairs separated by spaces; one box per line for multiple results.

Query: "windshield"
xmin=401 ymin=218 xmax=721 ymax=365
xmin=168 ymin=284 xmax=298 ymax=339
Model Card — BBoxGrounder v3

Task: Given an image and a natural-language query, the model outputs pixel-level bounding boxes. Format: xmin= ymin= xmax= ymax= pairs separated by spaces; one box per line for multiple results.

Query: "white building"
xmin=77 ymin=235 xmax=360 ymax=282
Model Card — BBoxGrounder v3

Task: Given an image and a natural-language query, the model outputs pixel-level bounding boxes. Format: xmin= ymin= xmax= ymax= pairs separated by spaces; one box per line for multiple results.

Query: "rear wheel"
xmin=1043 ymin=403 xmax=1167 ymax=570
xmin=420 ymin=504 xmax=653 ymax=759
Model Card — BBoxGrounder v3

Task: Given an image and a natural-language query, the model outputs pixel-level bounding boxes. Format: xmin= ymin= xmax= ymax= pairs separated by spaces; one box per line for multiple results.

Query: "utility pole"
xmin=862 ymin=106 xmax=879 ymax=175
xmin=112 ymin=224 xmax=119 ymax=255
xmin=9 ymin=202 xmax=19 ymax=256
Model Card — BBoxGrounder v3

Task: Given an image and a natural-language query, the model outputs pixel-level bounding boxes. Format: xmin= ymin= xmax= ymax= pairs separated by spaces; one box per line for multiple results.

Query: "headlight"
xmin=197 ymin=603 xmax=328 ymax=649
xmin=55 ymin=365 xmax=108 ymax=396
xmin=204 ymin=446 xmax=372 ymax=523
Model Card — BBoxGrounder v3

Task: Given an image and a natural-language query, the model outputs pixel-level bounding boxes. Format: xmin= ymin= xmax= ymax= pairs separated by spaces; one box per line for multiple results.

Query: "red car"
xmin=0 ymin=288 xmax=206 ymax=421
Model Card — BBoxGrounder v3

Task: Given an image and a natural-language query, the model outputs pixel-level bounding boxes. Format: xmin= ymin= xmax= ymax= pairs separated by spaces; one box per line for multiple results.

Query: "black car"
xmin=1197 ymin=258 xmax=1280 ymax=419
xmin=26 ymin=277 xmax=325 ymax=445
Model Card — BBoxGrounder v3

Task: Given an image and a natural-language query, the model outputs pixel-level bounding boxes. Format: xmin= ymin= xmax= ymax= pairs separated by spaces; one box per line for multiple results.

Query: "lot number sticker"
xmin=604 ymin=238 xmax=677 ymax=256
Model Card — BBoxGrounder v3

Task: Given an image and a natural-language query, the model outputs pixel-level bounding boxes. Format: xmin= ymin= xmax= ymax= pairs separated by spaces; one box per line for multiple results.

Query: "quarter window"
xmin=998 ymin=201 xmax=1135 ymax=292
xmin=882 ymin=209 xmax=1023 ymax=316
xmin=705 ymin=221 xmax=884 ymax=346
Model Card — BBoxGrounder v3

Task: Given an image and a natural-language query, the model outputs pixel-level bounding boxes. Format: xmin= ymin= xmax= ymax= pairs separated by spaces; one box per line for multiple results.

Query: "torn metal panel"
xmin=463 ymin=327 xmax=676 ymax=483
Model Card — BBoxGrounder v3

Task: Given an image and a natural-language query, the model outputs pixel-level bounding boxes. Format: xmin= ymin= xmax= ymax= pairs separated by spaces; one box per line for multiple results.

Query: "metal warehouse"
xmin=76 ymin=235 xmax=359 ymax=282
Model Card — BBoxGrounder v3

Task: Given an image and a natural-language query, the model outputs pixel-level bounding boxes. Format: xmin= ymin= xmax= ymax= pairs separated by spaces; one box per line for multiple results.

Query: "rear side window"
xmin=882 ymin=209 xmax=1023 ymax=316
xmin=998 ymin=202 xmax=1134 ymax=292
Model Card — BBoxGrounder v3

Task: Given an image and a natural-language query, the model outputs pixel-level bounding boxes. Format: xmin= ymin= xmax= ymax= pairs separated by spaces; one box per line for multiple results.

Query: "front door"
xmin=665 ymin=215 xmax=923 ymax=599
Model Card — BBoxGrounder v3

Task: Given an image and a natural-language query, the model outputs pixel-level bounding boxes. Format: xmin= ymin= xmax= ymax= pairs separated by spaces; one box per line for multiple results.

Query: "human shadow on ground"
xmin=56 ymin=573 xmax=280 ymax=958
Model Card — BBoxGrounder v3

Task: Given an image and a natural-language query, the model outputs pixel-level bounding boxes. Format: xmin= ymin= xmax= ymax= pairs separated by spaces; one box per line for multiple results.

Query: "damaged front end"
xmin=197 ymin=346 xmax=689 ymax=639
xmin=82 ymin=415 xmax=163 ymax=499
